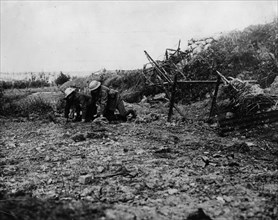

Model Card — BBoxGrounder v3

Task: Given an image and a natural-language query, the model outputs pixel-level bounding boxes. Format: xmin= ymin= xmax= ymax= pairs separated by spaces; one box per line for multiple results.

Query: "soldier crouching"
xmin=88 ymin=80 xmax=136 ymax=122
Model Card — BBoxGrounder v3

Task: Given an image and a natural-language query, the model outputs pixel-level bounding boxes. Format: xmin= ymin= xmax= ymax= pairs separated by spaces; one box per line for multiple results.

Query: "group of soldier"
xmin=64 ymin=80 xmax=137 ymax=123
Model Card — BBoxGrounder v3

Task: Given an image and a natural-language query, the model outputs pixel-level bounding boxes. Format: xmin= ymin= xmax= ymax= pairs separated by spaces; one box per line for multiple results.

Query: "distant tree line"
xmin=0 ymin=80 xmax=50 ymax=89
xmin=0 ymin=71 xmax=71 ymax=90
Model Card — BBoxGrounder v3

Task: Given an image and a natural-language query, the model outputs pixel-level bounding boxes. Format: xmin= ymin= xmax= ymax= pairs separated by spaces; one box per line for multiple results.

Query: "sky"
xmin=1 ymin=0 xmax=277 ymax=73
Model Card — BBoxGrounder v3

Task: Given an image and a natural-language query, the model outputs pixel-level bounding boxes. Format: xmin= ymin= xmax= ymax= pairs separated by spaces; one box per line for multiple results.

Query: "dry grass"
xmin=0 ymin=87 xmax=58 ymax=117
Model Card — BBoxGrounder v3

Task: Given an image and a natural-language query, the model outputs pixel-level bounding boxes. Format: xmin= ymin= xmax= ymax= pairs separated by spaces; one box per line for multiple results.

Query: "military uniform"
xmin=92 ymin=85 xmax=127 ymax=121
xmin=89 ymin=81 xmax=136 ymax=122
xmin=65 ymin=93 xmax=97 ymax=122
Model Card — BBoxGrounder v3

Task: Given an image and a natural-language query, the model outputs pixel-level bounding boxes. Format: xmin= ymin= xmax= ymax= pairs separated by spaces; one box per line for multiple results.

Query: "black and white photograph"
xmin=0 ymin=0 xmax=278 ymax=219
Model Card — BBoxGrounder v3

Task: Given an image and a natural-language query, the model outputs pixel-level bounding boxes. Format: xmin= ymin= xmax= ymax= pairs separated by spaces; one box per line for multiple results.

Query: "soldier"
xmin=64 ymin=87 xmax=97 ymax=122
xmin=88 ymin=80 xmax=136 ymax=122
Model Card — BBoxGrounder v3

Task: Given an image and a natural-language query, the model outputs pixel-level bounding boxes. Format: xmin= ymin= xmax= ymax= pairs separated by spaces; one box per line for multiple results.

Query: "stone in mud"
xmin=78 ymin=174 xmax=92 ymax=184
xmin=72 ymin=134 xmax=86 ymax=142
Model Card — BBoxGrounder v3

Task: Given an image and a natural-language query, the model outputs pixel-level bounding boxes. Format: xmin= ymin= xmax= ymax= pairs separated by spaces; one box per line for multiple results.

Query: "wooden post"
xmin=165 ymin=50 xmax=169 ymax=60
xmin=168 ymin=74 xmax=178 ymax=122
xmin=209 ymin=75 xmax=221 ymax=121
xmin=144 ymin=50 xmax=172 ymax=83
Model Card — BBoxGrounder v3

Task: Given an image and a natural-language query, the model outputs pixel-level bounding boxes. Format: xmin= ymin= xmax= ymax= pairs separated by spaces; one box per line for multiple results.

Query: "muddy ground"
xmin=0 ymin=100 xmax=278 ymax=220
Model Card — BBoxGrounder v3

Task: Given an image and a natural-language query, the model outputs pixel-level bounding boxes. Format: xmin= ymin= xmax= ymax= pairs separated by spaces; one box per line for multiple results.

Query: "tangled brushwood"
xmin=220 ymin=78 xmax=278 ymax=116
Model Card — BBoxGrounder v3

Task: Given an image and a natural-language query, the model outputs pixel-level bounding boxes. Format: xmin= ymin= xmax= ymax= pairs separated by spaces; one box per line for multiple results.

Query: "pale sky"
xmin=1 ymin=0 xmax=277 ymax=73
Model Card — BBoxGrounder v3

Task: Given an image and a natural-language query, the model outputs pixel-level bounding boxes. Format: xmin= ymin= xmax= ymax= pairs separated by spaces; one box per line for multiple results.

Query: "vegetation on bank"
xmin=0 ymin=72 xmax=70 ymax=117
xmin=0 ymin=71 xmax=70 ymax=90
xmin=0 ymin=19 xmax=277 ymax=116
xmin=0 ymin=79 xmax=50 ymax=90
xmin=59 ymin=20 xmax=278 ymax=103
xmin=0 ymin=92 xmax=55 ymax=117
xmin=185 ymin=20 xmax=277 ymax=85
xmin=59 ymin=69 xmax=146 ymax=103
xmin=55 ymin=72 xmax=71 ymax=86
xmin=177 ymin=19 xmax=278 ymax=102
xmin=0 ymin=87 xmax=60 ymax=117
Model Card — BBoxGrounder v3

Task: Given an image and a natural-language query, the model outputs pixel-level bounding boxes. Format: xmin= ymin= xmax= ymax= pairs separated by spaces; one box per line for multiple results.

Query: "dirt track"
xmin=0 ymin=102 xmax=278 ymax=220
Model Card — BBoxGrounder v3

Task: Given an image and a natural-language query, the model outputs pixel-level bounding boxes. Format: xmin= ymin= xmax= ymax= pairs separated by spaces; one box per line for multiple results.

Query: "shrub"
xmin=0 ymin=93 xmax=23 ymax=116
xmin=24 ymin=97 xmax=54 ymax=115
xmin=0 ymin=81 xmax=13 ymax=89
xmin=0 ymin=80 xmax=50 ymax=90
xmin=29 ymin=80 xmax=50 ymax=88
xmin=55 ymin=72 xmax=70 ymax=86
xmin=0 ymin=87 xmax=3 ymax=100
xmin=175 ymin=19 xmax=278 ymax=103
xmin=13 ymin=80 xmax=28 ymax=89
xmin=0 ymin=95 xmax=54 ymax=117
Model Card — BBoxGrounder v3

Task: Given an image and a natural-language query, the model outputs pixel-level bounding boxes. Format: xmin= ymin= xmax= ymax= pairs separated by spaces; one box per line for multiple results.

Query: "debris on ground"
xmin=1 ymin=20 xmax=278 ymax=219
xmin=1 ymin=98 xmax=277 ymax=219
xmin=218 ymin=77 xmax=278 ymax=116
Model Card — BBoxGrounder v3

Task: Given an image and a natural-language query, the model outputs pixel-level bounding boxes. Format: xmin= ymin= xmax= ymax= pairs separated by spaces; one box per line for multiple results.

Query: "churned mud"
xmin=1 ymin=101 xmax=278 ymax=220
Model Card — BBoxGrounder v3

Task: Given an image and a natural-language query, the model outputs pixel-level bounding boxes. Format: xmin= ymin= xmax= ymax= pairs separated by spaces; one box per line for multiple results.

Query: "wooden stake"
xmin=209 ymin=75 xmax=221 ymax=121
xmin=144 ymin=50 xmax=172 ymax=83
xmin=168 ymin=74 xmax=178 ymax=122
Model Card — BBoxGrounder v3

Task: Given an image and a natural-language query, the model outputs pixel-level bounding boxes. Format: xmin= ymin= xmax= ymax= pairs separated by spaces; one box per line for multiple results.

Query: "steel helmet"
xmin=64 ymin=87 xmax=76 ymax=98
xmin=89 ymin=80 xmax=101 ymax=91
